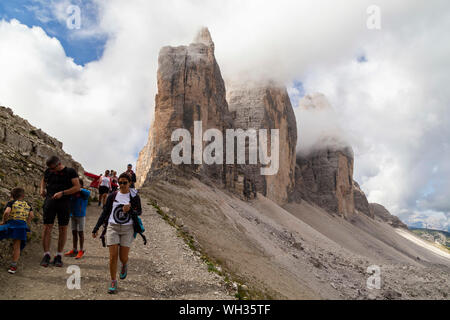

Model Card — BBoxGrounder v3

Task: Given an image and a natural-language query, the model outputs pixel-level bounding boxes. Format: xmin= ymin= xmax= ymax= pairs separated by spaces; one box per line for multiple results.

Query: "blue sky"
xmin=0 ymin=0 xmax=106 ymax=65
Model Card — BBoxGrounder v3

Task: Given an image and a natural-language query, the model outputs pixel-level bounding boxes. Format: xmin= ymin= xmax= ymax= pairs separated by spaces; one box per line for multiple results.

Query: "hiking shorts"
xmin=71 ymin=216 xmax=85 ymax=232
xmin=43 ymin=198 xmax=70 ymax=226
xmin=106 ymin=224 xmax=134 ymax=247
xmin=99 ymin=186 xmax=109 ymax=195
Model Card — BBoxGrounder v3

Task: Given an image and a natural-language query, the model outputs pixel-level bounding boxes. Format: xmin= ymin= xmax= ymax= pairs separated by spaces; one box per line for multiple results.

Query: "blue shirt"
xmin=70 ymin=189 xmax=91 ymax=217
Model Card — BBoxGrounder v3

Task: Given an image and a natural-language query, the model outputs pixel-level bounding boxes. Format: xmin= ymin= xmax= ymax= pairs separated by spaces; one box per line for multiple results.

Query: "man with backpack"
xmin=92 ymin=173 xmax=144 ymax=294
xmin=40 ymin=156 xmax=80 ymax=267
xmin=125 ymin=164 xmax=137 ymax=189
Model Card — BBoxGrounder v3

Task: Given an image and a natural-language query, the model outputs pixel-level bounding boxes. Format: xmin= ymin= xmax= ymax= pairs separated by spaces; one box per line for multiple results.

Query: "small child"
xmin=65 ymin=178 xmax=90 ymax=259
xmin=0 ymin=188 xmax=34 ymax=274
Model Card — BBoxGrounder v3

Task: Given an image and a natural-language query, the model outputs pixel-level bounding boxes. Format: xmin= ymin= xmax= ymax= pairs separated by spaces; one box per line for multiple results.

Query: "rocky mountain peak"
xmin=193 ymin=27 xmax=214 ymax=49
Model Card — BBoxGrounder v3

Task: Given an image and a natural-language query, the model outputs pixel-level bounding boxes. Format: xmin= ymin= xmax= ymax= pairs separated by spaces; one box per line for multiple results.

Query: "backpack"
xmin=99 ymin=191 xmax=147 ymax=247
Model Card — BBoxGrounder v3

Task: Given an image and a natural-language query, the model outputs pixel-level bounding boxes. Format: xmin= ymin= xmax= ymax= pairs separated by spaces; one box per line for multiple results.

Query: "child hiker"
xmin=0 ymin=188 xmax=34 ymax=274
xmin=65 ymin=178 xmax=91 ymax=259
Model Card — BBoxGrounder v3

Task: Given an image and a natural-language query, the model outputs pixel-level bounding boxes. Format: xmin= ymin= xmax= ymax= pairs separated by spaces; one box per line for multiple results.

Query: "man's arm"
xmin=52 ymin=177 xmax=81 ymax=200
xmin=40 ymin=177 xmax=46 ymax=198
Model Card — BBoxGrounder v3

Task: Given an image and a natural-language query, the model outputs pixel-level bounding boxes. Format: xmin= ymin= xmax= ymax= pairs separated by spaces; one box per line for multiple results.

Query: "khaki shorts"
xmin=106 ymin=224 xmax=134 ymax=247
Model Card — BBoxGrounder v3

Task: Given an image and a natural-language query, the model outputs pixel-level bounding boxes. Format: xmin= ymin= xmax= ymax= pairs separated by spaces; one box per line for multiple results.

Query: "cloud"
xmin=0 ymin=0 xmax=449 ymax=230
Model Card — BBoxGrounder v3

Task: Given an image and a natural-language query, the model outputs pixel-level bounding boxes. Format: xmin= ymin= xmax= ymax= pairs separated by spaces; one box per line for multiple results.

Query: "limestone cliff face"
xmin=226 ymin=83 xmax=297 ymax=205
xmin=0 ymin=106 xmax=84 ymax=202
xmin=370 ymin=203 xmax=408 ymax=229
xmin=290 ymin=94 xmax=357 ymax=218
xmin=136 ymin=28 xmax=234 ymax=187
xmin=353 ymin=181 xmax=373 ymax=218
xmin=292 ymin=145 xmax=355 ymax=217
xmin=0 ymin=106 xmax=85 ymax=257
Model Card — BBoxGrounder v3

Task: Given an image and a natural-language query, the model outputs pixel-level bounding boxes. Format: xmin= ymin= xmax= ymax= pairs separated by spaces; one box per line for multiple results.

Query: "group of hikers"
xmin=0 ymin=156 xmax=143 ymax=294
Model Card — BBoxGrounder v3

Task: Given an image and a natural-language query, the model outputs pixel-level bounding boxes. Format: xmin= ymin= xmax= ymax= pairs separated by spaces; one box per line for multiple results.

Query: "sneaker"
xmin=119 ymin=263 xmax=128 ymax=280
xmin=64 ymin=249 xmax=78 ymax=257
xmin=40 ymin=254 xmax=51 ymax=267
xmin=75 ymin=250 xmax=85 ymax=259
xmin=108 ymin=280 xmax=118 ymax=294
xmin=52 ymin=255 xmax=63 ymax=267
xmin=8 ymin=265 xmax=17 ymax=274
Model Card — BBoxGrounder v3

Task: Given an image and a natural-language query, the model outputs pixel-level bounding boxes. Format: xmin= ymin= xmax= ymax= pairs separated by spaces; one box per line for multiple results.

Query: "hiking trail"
xmin=0 ymin=197 xmax=233 ymax=300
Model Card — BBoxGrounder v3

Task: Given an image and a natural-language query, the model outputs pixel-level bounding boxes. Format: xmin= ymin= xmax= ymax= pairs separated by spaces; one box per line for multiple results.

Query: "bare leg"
xmin=119 ymin=246 xmax=130 ymax=265
xmin=12 ymin=239 xmax=21 ymax=263
xmin=42 ymin=224 xmax=53 ymax=253
xmin=72 ymin=230 xmax=78 ymax=250
xmin=78 ymin=231 xmax=84 ymax=251
xmin=57 ymin=226 xmax=67 ymax=253
xmin=109 ymin=245 xmax=119 ymax=280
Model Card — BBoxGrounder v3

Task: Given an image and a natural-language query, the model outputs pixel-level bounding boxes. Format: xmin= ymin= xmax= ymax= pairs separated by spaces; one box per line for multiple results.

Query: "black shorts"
xmin=43 ymin=198 xmax=71 ymax=226
xmin=99 ymin=186 xmax=109 ymax=195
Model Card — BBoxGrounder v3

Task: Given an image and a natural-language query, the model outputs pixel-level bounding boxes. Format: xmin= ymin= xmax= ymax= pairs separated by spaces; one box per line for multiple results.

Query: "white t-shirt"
xmin=100 ymin=176 xmax=111 ymax=188
xmin=108 ymin=192 xmax=133 ymax=226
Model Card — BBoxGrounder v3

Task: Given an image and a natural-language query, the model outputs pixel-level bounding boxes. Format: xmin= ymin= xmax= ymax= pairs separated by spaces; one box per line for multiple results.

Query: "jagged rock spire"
xmin=193 ymin=27 xmax=215 ymax=50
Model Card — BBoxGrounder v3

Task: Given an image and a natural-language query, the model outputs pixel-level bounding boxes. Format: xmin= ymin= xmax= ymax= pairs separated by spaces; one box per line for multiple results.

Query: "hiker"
xmin=125 ymin=164 xmax=137 ymax=196
xmin=111 ymin=171 xmax=119 ymax=192
xmin=92 ymin=173 xmax=142 ymax=294
xmin=0 ymin=188 xmax=34 ymax=274
xmin=98 ymin=170 xmax=111 ymax=207
xmin=65 ymin=178 xmax=91 ymax=259
xmin=40 ymin=156 xmax=80 ymax=267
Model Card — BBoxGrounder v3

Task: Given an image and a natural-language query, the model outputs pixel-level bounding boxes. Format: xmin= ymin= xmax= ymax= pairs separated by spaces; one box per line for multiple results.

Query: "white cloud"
xmin=0 ymin=0 xmax=449 ymax=230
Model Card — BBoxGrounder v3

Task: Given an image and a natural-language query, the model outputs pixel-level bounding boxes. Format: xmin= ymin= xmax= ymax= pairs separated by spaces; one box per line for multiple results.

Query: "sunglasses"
xmin=118 ymin=181 xmax=129 ymax=185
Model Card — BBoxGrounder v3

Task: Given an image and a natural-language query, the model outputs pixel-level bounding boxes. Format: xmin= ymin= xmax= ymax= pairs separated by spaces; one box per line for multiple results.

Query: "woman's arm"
xmin=92 ymin=193 xmax=114 ymax=233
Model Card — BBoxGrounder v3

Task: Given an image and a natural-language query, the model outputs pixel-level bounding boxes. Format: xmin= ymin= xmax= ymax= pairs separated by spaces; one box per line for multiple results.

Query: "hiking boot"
xmin=64 ymin=249 xmax=78 ymax=257
xmin=8 ymin=264 xmax=17 ymax=274
xmin=75 ymin=250 xmax=85 ymax=259
xmin=108 ymin=280 xmax=118 ymax=294
xmin=40 ymin=254 xmax=51 ymax=267
xmin=119 ymin=263 xmax=128 ymax=280
xmin=52 ymin=255 xmax=63 ymax=267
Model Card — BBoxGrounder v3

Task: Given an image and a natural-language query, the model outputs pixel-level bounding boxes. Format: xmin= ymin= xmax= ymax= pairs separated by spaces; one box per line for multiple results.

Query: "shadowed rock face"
xmin=353 ymin=180 xmax=373 ymax=218
xmin=370 ymin=203 xmax=408 ymax=229
xmin=292 ymin=146 xmax=355 ymax=217
xmin=136 ymin=27 xmax=234 ymax=187
xmin=226 ymin=83 xmax=297 ymax=205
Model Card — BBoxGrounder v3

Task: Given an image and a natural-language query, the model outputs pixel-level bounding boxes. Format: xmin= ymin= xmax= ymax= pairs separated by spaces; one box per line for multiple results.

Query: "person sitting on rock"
xmin=92 ymin=172 xmax=142 ymax=294
xmin=0 ymin=188 xmax=34 ymax=274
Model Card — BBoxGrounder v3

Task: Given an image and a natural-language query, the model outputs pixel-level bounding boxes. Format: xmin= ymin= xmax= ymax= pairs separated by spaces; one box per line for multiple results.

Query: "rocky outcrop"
xmin=0 ymin=106 xmax=85 ymax=258
xmin=292 ymin=145 xmax=355 ymax=217
xmin=226 ymin=82 xmax=297 ymax=205
xmin=0 ymin=106 xmax=84 ymax=202
xmin=353 ymin=181 xmax=373 ymax=218
xmin=370 ymin=203 xmax=408 ymax=229
xmin=136 ymin=27 xmax=234 ymax=188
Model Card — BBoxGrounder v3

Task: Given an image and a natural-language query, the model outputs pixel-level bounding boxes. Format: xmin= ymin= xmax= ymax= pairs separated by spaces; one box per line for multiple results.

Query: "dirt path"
xmin=0 ymin=197 xmax=234 ymax=300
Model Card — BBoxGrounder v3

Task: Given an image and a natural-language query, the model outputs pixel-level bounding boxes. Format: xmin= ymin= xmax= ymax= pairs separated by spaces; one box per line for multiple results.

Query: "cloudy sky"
xmin=0 ymin=0 xmax=449 ymax=231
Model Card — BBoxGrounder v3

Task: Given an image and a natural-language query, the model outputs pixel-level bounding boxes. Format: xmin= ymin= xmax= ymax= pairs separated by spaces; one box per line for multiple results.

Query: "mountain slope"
xmin=140 ymin=175 xmax=450 ymax=300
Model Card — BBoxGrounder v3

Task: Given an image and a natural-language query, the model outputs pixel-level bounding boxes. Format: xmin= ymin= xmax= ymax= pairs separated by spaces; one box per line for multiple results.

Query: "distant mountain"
xmin=409 ymin=228 xmax=450 ymax=250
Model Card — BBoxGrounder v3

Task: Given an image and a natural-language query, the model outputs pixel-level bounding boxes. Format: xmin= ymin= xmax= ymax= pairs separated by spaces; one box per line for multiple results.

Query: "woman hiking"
xmin=92 ymin=173 xmax=142 ymax=294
